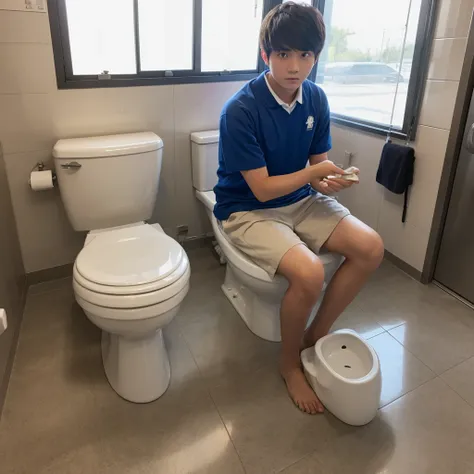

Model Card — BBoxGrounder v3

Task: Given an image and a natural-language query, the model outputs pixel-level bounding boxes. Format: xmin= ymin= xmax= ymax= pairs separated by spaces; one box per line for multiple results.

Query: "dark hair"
xmin=259 ymin=2 xmax=326 ymax=58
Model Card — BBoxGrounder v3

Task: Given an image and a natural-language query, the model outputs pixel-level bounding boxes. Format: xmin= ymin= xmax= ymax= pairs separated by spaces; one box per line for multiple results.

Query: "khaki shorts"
xmin=220 ymin=194 xmax=350 ymax=278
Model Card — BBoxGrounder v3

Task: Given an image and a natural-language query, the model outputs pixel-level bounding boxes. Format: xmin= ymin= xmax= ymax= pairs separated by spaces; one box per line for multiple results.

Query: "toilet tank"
xmin=53 ymin=132 xmax=163 ymax=231
xmin=190 ymin=130 xmax=219 ymax=192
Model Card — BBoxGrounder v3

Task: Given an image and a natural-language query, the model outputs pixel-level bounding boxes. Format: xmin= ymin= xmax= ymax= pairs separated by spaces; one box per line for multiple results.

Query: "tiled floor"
xmin=2 ymin=246 xmax=474 ymax=473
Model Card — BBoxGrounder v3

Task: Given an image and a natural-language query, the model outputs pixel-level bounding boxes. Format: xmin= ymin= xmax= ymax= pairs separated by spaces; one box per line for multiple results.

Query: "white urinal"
xmin=301 ymin=329 xmax=381 ymax=426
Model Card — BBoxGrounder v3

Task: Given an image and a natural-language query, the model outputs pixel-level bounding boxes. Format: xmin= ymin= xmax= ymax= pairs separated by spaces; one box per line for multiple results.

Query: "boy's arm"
xmin=242 ymin=160 xmax=344 ymax=203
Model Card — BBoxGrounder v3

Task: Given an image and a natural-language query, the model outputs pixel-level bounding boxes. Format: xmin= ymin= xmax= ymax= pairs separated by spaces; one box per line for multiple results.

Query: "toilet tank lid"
xmin=190 ymin=130 xmax=219 ymax=145
xmin=52 ymin=132 xmax=163 ymax=159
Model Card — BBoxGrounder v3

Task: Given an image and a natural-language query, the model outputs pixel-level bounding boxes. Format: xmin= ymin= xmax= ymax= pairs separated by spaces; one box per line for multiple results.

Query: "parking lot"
xmin=319 ymin=82 xmax=409 ymax=127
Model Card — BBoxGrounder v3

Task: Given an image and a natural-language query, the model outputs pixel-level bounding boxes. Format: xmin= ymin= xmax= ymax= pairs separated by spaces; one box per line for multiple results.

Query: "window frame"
xmin=48 ymin=0 xmax=436 ymax=140
xmin=48 ymin=0 xmax=281 ymax=90
xmin=315 ymin=0 xmax=438 ymax=140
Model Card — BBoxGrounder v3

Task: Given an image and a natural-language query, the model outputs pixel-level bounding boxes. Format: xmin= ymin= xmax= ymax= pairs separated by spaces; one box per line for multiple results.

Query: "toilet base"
xmin=102 ymin=329 xmax=171 ymax=403
xmin=222 ymin=263 xmax=321 ymax=342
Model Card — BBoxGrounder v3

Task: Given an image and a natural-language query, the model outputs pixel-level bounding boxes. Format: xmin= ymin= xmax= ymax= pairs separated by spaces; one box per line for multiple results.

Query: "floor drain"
xmin=344 ymin=365 xmax=351 ymax=368
xmin=341 ymin=345 xmax=347 ymax=349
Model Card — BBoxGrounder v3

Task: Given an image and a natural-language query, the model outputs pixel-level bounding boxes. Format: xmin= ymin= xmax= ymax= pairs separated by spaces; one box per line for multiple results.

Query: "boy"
xmin=214 ymin=2 xmax=384 ymax=414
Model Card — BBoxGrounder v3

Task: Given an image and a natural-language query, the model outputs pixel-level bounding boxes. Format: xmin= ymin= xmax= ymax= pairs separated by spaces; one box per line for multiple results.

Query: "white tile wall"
xmin=0 ymin=43 xmax=56 ymax=94
xmin=335 ymin=0 xmax=474 ymax=272
xmin=428 ymin=38 xmax=467 ymax=81
xmin=0 ymin=93 xmax=54 ymax=154
xmin=418 ymin=80 xmax=459 ymax=130
xmin=1 ymin=0 xmax=473 ymax=273
xmin=4 ymin=150 xmax=85 ymax=271
xmin=404 ymin=126 xmax=450 ymax=231
xmin=331 ymin=126 xmax=385 ymax=230
xmin=434 ymin=0 xmax=474 ymax=39
xmin=0 ymin=9 xmax=243 ymax=272
xmin=0 ymin=10 xmax=51 ymax=43
xmin=173 ymin=81 xmax=245 ymax=237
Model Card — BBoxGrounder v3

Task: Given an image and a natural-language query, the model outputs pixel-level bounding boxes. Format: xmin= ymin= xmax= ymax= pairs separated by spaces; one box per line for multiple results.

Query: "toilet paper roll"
xmin=29 ymin=170 xmax=54 ymax=191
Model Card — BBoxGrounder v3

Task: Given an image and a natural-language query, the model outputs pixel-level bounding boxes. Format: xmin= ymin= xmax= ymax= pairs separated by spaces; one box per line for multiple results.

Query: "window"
xmin=315 ymin=0 xmax=436 ymax=138
xmin=49 ymin=0 xmax=435 ymax=139
xmin=49 ymin=0 xmax=267 ymax=88
xmin=201 ymin=0 xmax=264 ymax=72
xmin=138 ymin=0 xmax=194 ymax=72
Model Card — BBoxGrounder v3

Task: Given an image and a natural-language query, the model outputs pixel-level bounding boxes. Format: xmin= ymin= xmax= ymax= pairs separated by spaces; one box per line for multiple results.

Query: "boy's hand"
xmin=308 ymin=160 xmax=345 ymax=179
xmin=312 ymin=177 xmax=351 ymax=194
xmin=310 ymin=164 xmax=360 ymax=195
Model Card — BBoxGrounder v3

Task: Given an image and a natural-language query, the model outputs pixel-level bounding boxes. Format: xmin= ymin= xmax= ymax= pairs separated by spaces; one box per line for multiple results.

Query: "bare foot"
xmin=280 ymin=366 xmax=324 ymax=414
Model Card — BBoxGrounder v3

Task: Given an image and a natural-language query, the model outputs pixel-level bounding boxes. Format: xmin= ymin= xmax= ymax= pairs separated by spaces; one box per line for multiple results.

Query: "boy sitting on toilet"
xmin=213 ymin=1 xmax=384 ymax=414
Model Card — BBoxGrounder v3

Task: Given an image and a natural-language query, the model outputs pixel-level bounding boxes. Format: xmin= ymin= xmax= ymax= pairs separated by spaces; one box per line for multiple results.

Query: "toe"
xmin=299 ymin=401 xmax=310 ymax=414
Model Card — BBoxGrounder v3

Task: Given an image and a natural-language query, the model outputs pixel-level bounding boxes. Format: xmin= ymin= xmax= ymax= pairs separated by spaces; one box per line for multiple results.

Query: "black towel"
xmin=376 ymin=141 xmax=415 ymax=223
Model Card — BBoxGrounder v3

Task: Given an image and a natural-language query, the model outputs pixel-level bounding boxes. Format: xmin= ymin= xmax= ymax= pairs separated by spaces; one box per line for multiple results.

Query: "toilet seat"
xmin=74 ymin=258 xmax=190 ymax=309
xmin=196 ymin=190 xmax=341 ymax=283
xmin=75 ymin=223 xmax=187 ymax=295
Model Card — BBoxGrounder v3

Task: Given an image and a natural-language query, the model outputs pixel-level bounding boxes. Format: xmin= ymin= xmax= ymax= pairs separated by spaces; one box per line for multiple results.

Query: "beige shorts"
xmin=220 ymin=194 xmax=350 ymax=278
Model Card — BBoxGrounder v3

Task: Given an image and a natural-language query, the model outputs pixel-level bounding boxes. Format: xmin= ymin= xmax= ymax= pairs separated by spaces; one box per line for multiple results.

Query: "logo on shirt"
xmin=306 ymin=116 xmax=314 ymax=130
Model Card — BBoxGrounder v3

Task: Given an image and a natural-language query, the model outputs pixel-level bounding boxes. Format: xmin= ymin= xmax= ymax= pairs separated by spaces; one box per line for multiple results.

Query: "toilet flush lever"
xmin=0 ymin=309 xmax=7 ymax=337
xmin=60 ymin=162 xmax=82 ymax=170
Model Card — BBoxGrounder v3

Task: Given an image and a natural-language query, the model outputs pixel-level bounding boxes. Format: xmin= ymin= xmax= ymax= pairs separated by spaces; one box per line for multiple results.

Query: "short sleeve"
xmin=309 ymin=89 xmax=332 ymax=155
xmin=219 ymin=106 xmax=266 ymax=173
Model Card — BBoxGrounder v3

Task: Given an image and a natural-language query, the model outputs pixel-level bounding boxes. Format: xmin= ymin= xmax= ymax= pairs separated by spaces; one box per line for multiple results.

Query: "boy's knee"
xmin=359 ymin=231 xmax=384 ymax=269
xmin=288 ymin=259 xmax=325 ymax=301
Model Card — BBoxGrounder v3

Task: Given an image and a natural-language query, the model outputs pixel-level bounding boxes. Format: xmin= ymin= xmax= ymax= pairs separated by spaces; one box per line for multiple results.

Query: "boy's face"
xmin=262 ymin=49 xmax=316 ymax=92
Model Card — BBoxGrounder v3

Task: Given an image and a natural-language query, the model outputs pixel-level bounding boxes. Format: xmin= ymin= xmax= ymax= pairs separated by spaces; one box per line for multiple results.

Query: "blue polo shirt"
xmin=213 ymin=71 xmax=332 ymax=221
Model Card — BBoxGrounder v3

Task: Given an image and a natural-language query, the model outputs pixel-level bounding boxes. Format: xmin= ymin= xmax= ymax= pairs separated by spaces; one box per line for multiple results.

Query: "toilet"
xmin=301 ymin=329 xmax=382 ymax=426
xmin=53 ymin=132 xmax=191 ymax=403
xmin=191 ymin=130 xmax=344 ymax=342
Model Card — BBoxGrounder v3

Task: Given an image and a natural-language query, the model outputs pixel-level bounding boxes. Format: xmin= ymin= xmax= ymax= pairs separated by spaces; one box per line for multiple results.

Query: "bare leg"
xmin=303 ymin=216 xmax=384 ymax=348
xmin=277 ymin=244 xmax=325 ymax=414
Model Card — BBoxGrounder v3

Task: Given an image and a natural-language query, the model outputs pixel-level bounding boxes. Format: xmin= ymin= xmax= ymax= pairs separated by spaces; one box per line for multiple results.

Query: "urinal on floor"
xmin=301 ymin=329 xmax=382 ymax=426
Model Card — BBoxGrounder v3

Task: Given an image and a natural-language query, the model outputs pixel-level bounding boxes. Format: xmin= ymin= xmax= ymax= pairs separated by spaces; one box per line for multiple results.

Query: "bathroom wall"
xmin=334 ymin=0 xmax=473 ymax=272
xmin=0 ymin=7 xmax=245 ymax=273
xmin=0 ymin=143 xmax=26 ymax=412
xmin=0 ymin=0 xmax=472 ymax=276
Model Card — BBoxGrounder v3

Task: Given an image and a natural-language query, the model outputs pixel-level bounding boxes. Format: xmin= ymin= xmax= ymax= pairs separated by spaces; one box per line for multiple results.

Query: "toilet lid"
xmin=76 ymin=224 xmax=185 ymax=290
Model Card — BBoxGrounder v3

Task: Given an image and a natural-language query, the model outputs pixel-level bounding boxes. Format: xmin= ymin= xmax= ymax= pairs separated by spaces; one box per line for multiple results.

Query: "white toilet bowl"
xmin=196 ymin=190 xmax=343 ymax=342
xmin=73 ymin=222 xmax=190 ymax=403
xmin=301 ymin=329 xmax=382 ymax=426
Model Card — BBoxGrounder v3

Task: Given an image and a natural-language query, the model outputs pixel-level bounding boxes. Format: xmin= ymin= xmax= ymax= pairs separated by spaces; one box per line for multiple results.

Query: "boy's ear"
xmin=260 ymin=48 xmax=269 ymax=66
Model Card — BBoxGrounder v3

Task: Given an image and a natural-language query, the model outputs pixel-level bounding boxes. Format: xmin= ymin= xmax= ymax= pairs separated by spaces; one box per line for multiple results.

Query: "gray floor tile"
xmin=209 ymin=364 xmax=351 ymax=474
xmin=3 ymin=251 xmax=474 ymax=474
xmin=0 ymin=279 xmax=243 ymax=474
xmin=177 ymin=251 xmax=280 ymax=388
xmin=442 ymin=356 xmax=474 ymax=408
xmin=282 ymin=377 xmax=474 ymax=474
xmin=368 ymin=332 xmax=435 ymax=407
xmin=330 ymin=302 xmax=385 ymax=339
xmin=28 ymin=276 xmax=73 ymax=296
xmin=355 ymin=262 xmax=456 ymax=331
xmin=389 ymin=308 xmax=474 ymax=374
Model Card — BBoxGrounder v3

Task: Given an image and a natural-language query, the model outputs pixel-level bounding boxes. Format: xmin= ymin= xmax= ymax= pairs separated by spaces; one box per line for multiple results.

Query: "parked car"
xmin=322 ymin=62 xmax=404 ymax=84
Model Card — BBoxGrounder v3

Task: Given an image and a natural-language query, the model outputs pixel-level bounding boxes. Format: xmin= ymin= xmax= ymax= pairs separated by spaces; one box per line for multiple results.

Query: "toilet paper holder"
xmin=29 ymin=161 xmax=57 ymax=188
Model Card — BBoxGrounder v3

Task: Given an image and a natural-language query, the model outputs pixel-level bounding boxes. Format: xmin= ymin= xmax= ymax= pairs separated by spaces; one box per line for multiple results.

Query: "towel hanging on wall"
xmin=376 ymin=142 xmax=415 ymax=223
xmin=375 ymin=0 xmax=416 ymax=223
